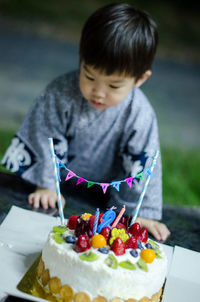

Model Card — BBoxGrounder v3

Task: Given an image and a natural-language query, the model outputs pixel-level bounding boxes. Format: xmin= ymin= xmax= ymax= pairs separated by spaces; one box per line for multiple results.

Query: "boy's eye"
xmin=85 ymin=74 xmax=94 ymax=81
xmin=109 ymin=85 xmax=120 ymax=89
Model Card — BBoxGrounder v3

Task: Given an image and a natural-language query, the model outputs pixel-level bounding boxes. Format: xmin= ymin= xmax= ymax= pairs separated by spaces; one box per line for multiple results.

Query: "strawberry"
xmin=74 ymin=234 xmax=91 ymax=253
xmin=89 ymin=215 xmax=96 ymax=230
xmin=90 ymin=213 xmax=104 ymax=231
xmin=138 ymin=228 xmax=148 ymax=243
xmin=125 ymin=237 xmax=137 ymax=249
xmin=116 ymin=223 xmax=126 ymax=229
xmin=120 ymin=216 xmax=127 ymax=225
xmin=99 ymin=213 xmax=104 ymax=223
xmin=100 ymin=226 xmax=111 ymax=242
xmin=67 ymin=215 xmax=79 ymax=230
xmin=120 ymin=216 xmax=130 ymax=229
xmin=128 ymin=222 xmax=140 ymax=236
xmin=111 ymin=237 xmax=125 ymax=256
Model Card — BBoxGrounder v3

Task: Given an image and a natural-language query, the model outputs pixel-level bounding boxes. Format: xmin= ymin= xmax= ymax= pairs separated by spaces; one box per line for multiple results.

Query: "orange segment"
xmin=81 ymin=213 xmax=92 ymax=220
xmin=140 ymin=249 xmax=156 ymax=263
xmin=90 ymin=234 xmax=107 ymax=248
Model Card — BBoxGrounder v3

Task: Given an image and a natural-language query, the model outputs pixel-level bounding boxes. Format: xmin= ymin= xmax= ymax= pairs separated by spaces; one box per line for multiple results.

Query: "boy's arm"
xmin=109 ymin=111 xmax=162 ymax=219
xmin=28 ymin=186 xmax=65 ymax=209
xmin=108 ymin=104 xmax=170 ymax=240
xmin=1 ymin=84 xmax=69 ymax=199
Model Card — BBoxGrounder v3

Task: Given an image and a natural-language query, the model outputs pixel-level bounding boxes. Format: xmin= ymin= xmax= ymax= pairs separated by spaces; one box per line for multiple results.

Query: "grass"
xmin=161 ymin=148 xmax=200 ymax=206
xmin=0 ymin=128 xmax=199 ymax=207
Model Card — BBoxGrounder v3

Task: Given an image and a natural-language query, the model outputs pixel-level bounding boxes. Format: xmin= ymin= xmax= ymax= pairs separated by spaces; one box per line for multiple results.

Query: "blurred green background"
xmin=0 ymin=0 xmax=199 ymax=207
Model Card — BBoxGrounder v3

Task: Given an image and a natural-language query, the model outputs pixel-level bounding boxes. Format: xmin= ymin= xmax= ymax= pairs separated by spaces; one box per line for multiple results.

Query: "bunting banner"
xmin=53 ymin=154 xmax=155 ymax=194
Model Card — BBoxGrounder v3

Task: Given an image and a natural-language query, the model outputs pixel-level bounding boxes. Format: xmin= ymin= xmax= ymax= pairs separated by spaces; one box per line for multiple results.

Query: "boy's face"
xmin=79 ymin=63 xmax=137 ymax=112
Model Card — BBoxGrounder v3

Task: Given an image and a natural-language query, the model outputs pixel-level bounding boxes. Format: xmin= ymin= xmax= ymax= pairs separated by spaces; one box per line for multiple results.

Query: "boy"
xmin=2 ymin=3 xmax=170 ymax=241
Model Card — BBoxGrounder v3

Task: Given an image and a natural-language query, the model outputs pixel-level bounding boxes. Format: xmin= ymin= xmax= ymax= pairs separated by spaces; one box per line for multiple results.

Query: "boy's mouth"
xmin=90 ymin=100 xmax=104 ymax=109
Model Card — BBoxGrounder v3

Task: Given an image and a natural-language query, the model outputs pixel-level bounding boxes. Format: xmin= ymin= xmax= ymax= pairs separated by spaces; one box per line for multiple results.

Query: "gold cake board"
xmin=17 ymin=255 xmax=61 ymax=302
xmin=17 ymin=255 xmax=163 ymax=302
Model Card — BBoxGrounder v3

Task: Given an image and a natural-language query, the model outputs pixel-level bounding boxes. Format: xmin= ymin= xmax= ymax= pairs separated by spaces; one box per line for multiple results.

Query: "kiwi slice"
xmin=104 ymin=254 xmax=118 ymax=269
xmin=147 ymin=239 xmax=159 ymax=250
xmin=119 ymin=260 xmax=136 ymax=270
xmin=137 ymin=258 xmax=148 ymax=272
xmin=53 ymin=226 xmax=67 ymax=234
xmin=155 ymin=249 xmax=162 ymax=259
xmin=53 ymin=233 xmax=65 ymax=244
xmin=147 ymin=239 xmax=162 ymax=258
xmin=79 ymin=252 xmax=99 ymax=262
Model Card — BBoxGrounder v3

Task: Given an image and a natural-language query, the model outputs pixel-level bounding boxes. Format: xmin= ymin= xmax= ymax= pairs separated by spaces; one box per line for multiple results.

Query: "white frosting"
xmin=42 ymin=229 xmax=167 ymax=301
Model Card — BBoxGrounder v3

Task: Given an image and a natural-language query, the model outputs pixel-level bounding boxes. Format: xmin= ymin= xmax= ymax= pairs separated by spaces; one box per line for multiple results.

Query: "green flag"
xmin=87 ymin=181 xmax=96 ymax=188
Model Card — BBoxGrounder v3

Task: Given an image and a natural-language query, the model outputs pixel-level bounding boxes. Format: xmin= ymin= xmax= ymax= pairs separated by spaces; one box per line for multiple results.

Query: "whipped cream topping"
xmin=42 ymin=229 xmax=168 ymax=300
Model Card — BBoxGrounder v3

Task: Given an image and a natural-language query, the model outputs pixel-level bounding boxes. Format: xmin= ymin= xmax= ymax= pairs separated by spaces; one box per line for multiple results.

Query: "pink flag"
xmin=100 ymin=183 xmax=109 ymax=194
xmin=65 ymin=170 xmax=76 ymax=181
xmin=125 ymin=177 xmax=133 ymax=188
xmin=76 ymin=177 xmax=86 ymax=185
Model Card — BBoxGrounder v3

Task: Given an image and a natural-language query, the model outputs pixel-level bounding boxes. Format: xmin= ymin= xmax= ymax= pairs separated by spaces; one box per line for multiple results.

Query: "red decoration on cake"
xmin=125 ymin=237 xmax=138 ymax=249
xmin=74 ymin=234 xmax=91 ymax=253
xmin=111 ymin=237 xmax=126 ymax=256
xmin=128 ymin=222 xmax=140 ymax=236
xmin=67 ymin=215 xmax=78 ymax=230
xmin=100 ymin=226 xmax=111 ymax=242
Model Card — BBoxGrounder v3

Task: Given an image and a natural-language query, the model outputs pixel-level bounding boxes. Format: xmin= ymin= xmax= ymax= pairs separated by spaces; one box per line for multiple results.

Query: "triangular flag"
xmin=146 ymin=168 xmax=153 ymax=177
xmin=59 ymin=161 xmax=66 ymax=169
xmin=112 ymin=181 xmax=121 ymax=191
xmin=88 ymin=181 xmax=96 ymax=188
xmin=136 ymin=172 xmax=143 ymax=180
xmin=125 ymin=177 xmax=133 ymax=188
xmin=65 ymin=170 xmax=76 ymax=181
xmin=76 ymin=177 xmax=86 ymax=185
xmin=100 ymin=183 xmax=109 ymax=194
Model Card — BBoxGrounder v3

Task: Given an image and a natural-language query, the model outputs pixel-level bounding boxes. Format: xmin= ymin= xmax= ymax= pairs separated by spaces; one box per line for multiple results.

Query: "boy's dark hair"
xmin=80 ymin=3 xmax=158 ymax=80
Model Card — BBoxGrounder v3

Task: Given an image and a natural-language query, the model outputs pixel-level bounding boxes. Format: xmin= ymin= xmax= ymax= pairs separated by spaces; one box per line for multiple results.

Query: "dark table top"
xmin=0 ymin=171 xmax=200 ymax=253
xmin=0 ymin=171 xmax=200 ymax=302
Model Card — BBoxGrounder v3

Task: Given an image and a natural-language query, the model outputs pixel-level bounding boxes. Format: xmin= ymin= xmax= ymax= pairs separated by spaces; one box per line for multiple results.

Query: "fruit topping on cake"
xmin=140 ymin=248 xmax=156 ymax=263
xmin=109 ymin=227 xmax=129 ymax=245
xmin=67 ymin=215 xmax=78 ymax=230
xmin=79 ymin=252 xmax=99 ymax=261
xmin=111 ymin=237 xmax=126 ymax=256
xmin=52 ymin=210 xmax=163 ymax=272
xmin=99 ymin=226 xmax=111 ymax=242
xmin=74 ymin=234 xmax=91 ymax=253
xmin=125 ymin=237 xmax=138 ymax=249
xmin=91 ymin=234 xmax=107 ymax=248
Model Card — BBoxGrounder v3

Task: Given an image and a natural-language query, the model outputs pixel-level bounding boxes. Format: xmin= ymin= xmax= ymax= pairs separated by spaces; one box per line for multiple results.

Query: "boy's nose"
xmin=92 ymin=84 xmax=105 ymax=98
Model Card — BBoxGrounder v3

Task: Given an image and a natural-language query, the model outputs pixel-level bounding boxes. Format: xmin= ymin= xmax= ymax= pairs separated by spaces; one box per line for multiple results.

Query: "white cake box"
xmin=0 ymin=206 xmax=199 ymax=302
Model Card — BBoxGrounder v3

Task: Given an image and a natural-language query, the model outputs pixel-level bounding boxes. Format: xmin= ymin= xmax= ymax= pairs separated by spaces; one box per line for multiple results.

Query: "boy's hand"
xmin=136 ymin=217 xmax=170 ymax=242
xmin=28 ymin=187 xmax=65 ymax=210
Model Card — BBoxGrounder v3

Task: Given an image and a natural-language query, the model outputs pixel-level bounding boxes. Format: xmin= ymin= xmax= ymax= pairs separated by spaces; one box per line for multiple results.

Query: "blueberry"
xmin=137 ymin=240 xmax=144 ymax=250
xmin=65 ymin=235 xmax=77 ymax=244
xmin=145 ymin=243 xmax=152 ymax=249
xmin=130 ymin=249 xmax=138 ymax=258
xmin=98 ymin=247 xmax=109 ymax=254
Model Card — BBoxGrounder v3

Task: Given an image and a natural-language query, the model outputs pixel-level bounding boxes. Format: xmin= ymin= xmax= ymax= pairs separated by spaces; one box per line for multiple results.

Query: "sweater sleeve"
xmin=1 ymin=79 xmax=70 ymax=190
xmin=108 ymin=89 xmax=163 ymax=220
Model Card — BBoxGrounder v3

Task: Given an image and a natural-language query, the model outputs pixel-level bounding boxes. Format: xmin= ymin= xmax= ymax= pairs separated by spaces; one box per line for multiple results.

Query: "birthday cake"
xmin=36 ymin=210 xmax=167 ymax=302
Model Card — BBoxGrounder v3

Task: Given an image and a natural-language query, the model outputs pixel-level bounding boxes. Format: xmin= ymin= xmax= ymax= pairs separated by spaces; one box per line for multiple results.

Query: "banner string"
xmin=54 ymin=155 xmax=154 ymax=194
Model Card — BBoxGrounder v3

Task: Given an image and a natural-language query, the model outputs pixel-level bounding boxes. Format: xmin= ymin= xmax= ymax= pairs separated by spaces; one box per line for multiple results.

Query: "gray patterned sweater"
xmin=2 ymin=70 xmax=162 ymax=219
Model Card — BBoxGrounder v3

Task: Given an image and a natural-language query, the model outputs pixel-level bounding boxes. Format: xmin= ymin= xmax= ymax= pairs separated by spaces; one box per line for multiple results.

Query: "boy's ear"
xmin=134 ymin=70 xmax=152 ymax=87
